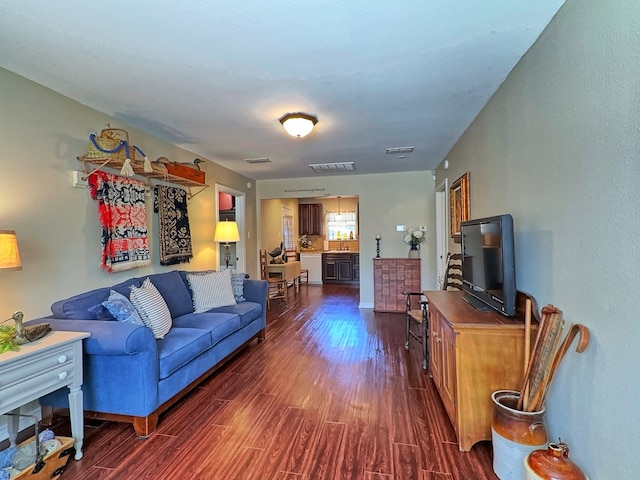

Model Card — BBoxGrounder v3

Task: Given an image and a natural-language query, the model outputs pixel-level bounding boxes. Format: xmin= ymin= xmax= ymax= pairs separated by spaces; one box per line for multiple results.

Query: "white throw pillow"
xmin=129 ymin=278 xmax=172 ymax=339
xmin=187 ymin=269 xmax=237 ymax=312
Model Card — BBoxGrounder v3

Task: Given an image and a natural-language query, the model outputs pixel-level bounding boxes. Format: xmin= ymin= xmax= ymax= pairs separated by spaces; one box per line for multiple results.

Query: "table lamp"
xmin=213 ymin=220 xmax=240 ymax=268
xmin=0 ymin=230 xmax=22 ymax=271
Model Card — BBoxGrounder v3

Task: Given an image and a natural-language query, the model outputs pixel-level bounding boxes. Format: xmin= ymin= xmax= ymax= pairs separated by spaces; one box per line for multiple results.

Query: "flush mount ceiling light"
xmin=279 ymin=112 xmax=318 ymax=138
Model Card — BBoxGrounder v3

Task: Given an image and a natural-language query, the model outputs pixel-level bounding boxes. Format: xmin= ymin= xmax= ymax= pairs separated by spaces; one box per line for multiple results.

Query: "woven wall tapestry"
xmin=88 ymin=171 xmax=151 ymax=272
xmin=154 ymin=185 xmax=193 ymax=266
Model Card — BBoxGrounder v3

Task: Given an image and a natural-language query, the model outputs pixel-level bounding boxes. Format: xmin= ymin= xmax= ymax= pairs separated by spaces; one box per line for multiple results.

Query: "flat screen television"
xmin=460 ymin=214 xmax=516 ymax=317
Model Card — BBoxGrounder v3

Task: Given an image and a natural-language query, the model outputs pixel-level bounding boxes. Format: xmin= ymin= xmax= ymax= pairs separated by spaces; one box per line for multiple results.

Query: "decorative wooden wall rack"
xmin=78 ymin=155 xmax=210 ymax=199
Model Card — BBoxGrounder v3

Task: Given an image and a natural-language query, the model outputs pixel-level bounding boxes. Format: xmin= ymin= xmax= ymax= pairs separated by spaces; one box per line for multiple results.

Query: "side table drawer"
xmin=0 ymin=344 xmax=77 ymax=412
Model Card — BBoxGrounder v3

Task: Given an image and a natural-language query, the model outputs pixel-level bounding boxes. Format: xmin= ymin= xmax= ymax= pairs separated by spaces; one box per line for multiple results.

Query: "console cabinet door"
xmin=440 ymin=320 xmax=457 ymax=427
xmin=429 ymin=309 xmax=443 ymax=391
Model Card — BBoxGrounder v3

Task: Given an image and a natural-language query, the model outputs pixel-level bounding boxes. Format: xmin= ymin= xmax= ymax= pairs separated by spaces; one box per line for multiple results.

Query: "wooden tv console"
xmin=425 ymin=290 xmax=535 ymax=452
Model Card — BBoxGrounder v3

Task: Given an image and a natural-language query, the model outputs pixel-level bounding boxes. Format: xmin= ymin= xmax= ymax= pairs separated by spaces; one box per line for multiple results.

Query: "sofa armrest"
xmin=31 ymin=316 xmax=160 ymax=417
xmin=243 ymin=279 xmax=268 ymax=307
xmin=27 ymin=317 xmax=157 ymax=356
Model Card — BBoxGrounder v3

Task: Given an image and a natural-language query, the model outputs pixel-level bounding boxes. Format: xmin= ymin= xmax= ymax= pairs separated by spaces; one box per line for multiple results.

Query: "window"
xmin=282 ymin=207 xmax=295 ymax=251
xmin=326 ymin=210 xmax=357 ymax=240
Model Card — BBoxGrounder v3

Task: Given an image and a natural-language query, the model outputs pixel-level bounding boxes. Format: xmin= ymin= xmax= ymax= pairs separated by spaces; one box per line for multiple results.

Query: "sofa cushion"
xmin=206 ymin=301 xmax=262 ymax=329
xmin=130 ymin=278 xmax=173 ymax=339
xmin=172 ymin=312 xmax=241 ymax=346
xmin=51 ymin=278 xmax=141 ymax=320
xmin=146 ymin=270 xmax=194 ymax=318
xmin=156 ymin=327 xmax=212 ymax=380
xmin=186 ymin=270 xmax=236 ymax=312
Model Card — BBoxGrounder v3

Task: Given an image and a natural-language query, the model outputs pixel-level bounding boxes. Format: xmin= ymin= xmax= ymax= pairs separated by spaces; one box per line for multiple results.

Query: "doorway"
xmin=435 ymin=178 xmax=449 ymax=289
xmin=216 ymin=184 xmax=246 ymax=272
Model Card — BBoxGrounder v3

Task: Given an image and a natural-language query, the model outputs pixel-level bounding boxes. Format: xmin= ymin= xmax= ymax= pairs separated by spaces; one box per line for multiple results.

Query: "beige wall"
xmin=259 ymin=198 xmax=299 ymax=255
xmin=435 ymin=0 xmax=639 ymax=476
xmin=0 ymin=67 xmax=257 ymax=320
xmin=257 ymin=171 xmax=436 ymax=307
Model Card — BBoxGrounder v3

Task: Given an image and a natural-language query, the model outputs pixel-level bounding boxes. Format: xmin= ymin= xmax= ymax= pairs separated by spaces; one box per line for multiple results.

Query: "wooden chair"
xmin=260 ymin=250 xmax=287 ymax=308
xmin=404 ymin=253 xmax=462 ymax=370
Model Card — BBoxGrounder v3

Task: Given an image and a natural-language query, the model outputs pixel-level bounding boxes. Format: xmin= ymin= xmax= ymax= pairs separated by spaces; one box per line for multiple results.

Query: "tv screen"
xmin=460 ymin=214 xmax=516 ymax=317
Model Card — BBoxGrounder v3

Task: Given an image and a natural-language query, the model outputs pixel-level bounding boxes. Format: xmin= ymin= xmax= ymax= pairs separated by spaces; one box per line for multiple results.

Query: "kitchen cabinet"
xmin=322 ymin=253 xmax=359 ymax=284
xmin=299 ymin=203 xmax=323 ymax=236
xmin=425 ymin=290 xmax=531 ymax=451
xmin=352 ymin=254 xmax=359 ymax=281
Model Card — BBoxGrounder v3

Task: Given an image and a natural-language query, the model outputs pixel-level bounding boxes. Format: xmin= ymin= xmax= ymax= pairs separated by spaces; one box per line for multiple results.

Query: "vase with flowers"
xmin=403 ymin=228 xmax=426 ymax=258
xmin=299 ymin=235 xmax=312 ymax=250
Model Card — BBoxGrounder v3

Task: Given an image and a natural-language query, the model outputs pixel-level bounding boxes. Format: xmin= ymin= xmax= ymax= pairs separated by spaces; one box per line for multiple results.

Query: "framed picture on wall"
xmin=450 ymin=172 xmax=470 ymax=241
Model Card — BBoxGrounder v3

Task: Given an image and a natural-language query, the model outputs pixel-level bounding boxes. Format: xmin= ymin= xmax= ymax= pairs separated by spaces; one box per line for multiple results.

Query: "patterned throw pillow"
xmin=102 ymin=290 xmax=144 ymax=325
xmin=87 ymin=303 xmax=115 ymax=321
xmin=230 ymin=272 xmax=247 ymax=303
xmin=187 ymin=269 xmax=237 ymax=312
xmin=129 ymin=278 xmax=173 ymax=339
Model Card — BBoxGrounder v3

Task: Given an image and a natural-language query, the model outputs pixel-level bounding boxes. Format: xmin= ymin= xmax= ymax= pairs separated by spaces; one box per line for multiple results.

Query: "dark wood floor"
xmin=52 ymin=284 xmax=497 ymax=479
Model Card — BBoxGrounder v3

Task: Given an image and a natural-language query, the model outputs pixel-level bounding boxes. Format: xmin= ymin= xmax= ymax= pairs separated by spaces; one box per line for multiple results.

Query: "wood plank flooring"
xmin=52 ymin=284 xmax=497 ymax=479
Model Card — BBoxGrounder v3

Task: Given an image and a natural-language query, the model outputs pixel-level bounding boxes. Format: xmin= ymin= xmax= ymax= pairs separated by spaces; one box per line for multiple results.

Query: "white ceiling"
xmin=0 ymin=1 xmax=564 ymax=180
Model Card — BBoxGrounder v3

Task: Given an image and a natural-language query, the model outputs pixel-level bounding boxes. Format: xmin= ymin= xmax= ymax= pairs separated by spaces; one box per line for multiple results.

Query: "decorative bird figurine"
xmin=190 ymin=158 xmax=204 ymax=171
xmin=156 ymin=157 xmax=204 ymax=171
xmin=268 ymin=242 xmax=284 ymax=263
xmin=5 ymin=311 xmax=51 ymax=344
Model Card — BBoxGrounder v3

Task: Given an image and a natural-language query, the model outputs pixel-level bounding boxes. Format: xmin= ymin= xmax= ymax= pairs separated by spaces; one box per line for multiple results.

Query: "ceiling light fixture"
xmin=279 ymin=112 xmax=318 ymax=138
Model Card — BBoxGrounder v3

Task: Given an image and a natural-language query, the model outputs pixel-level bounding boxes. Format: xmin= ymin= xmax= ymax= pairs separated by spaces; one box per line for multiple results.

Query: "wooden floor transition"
xmin=50 ymin=284 xmax=497 ymax=479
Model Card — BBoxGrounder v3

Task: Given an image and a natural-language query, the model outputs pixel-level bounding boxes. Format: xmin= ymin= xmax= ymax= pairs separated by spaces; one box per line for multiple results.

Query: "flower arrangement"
xmin=0 ymin=324 xmax=19 ymax=354
xmin=403 ymin=228 xmax=426 ymax=248
xmin=299 ymin=235 xmax=312 ymax=249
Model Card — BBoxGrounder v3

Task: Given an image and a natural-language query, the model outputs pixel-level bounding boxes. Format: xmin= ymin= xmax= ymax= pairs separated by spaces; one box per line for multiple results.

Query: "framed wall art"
xmin=449 ymin=172 xmax=470 ymax=241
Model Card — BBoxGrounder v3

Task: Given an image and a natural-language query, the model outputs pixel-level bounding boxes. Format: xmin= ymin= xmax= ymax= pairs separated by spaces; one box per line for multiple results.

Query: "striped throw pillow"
xmin=187 ymin=269 xmax=237 ymax=312
xmin=130 ymin=278 xmax=172 ymax=339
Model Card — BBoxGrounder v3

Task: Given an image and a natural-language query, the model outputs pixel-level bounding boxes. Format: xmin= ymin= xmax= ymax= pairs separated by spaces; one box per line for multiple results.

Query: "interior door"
xmin=216 ymin=184 xmax=246 ymax=272
xmin=435 ymin=178 xmax=449 ymax=289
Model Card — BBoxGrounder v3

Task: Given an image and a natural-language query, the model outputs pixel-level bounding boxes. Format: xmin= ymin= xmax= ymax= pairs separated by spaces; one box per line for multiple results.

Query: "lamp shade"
xmin=214 ymin=220 xmax=240 ymax=243
xmin=279 ymin=112 xmax=318 ymax=138
xmin=0 ymin=230 xmax=22 ymax=271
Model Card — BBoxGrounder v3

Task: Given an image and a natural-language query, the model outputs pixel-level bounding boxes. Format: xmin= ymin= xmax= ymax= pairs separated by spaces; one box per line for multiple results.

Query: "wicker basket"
xmin=85 ymin=128 xmax=133 ymax=163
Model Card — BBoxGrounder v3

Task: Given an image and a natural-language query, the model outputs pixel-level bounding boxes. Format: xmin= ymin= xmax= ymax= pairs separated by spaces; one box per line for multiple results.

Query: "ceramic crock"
xmin=492 ymin=390 xmax=548 ymax=480
xmin=524 ymin=442 xmax=589 ymax=480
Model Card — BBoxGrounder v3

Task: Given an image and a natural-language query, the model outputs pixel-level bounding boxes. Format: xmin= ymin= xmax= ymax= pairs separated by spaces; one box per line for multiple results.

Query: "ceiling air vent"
xmin=245 ymin=158 xmax=272 ymax=164
xmin=385 ymin=146 xmax=414 ymax=154
xmin=309 ymin=162 xmax=355 ymax=173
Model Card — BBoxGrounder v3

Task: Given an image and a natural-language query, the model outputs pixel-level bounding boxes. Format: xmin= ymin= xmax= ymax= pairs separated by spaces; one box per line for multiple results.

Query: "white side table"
xmin=0 ymin=330 xmax=90 ymax=460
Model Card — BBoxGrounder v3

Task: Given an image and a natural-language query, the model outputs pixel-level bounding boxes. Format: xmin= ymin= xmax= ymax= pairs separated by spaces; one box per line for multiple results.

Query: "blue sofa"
xmin=30 ymin=270 xmax=268 ymax=437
